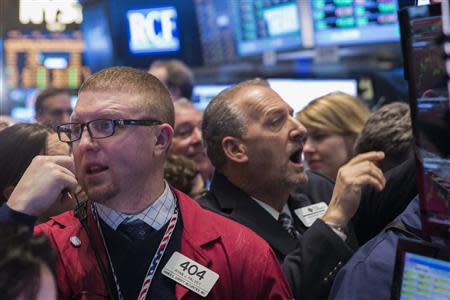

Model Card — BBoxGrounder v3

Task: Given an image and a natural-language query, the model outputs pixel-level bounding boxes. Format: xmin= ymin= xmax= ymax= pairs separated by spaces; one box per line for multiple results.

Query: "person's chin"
xmin=284 ymin=169 xmax=308 ymax=189
xmin=86 ymin=184 xmax=119 ymax=204
xmin=293 ymin=171 xmax=308 ymax=185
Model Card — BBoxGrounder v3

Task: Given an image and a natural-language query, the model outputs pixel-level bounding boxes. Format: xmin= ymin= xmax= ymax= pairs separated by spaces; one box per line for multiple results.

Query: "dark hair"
xmin=164 ymin=154 xmax=199 ymax=194
xmin=150 ymin=60 xmax=194 ymax=100
xmin=202 ymin=78 xmax=269 ymax=170
xmin=355 ymin=102 xmax=414 ymax=172
xmin=80 ymin=66 xmax=175 ymax=127
xmin=0 ymin=123 xmax=53 ymax=204
xmin=34 ymin=87 xmax=69 ymax=113
xmin=0 ymin=224 xmax=56 ymax=299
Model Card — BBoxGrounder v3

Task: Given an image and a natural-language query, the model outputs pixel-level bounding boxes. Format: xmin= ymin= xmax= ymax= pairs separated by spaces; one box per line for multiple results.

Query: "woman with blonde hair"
xmin=296 ymin=92 xmax=370 ymax=180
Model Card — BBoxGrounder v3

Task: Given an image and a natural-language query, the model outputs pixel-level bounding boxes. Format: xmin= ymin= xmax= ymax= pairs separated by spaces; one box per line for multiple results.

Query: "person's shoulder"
xmin=346 ymin=198 xmax=421 ymax=271
xmin=330 ymin=230 xmax=401 ymax=299
xmin=203 ymin=204 xmax=265 ymax=240
xmin=350 ymin=229 xmax=399 ymax=267
xmin=197 ymin=190 xmax=219 ymax=211
xmin=35 ymin=210 xmax=81 ymax=236
xmin=177 ymin=189 xmax=271 ymax=250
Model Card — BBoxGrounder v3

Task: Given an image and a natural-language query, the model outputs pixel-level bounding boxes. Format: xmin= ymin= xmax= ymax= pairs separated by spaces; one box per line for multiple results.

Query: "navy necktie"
xmin=278 ymin=212 xmax=301 ymax=240
xmin=117 ymin=219 xmax=155 ymax=241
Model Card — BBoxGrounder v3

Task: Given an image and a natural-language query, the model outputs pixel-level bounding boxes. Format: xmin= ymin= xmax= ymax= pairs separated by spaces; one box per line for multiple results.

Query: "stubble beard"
xmin=284 ymin=168 xmax=308 ymax=192
xmin=83 ymin=181 xmax=120 ymax=205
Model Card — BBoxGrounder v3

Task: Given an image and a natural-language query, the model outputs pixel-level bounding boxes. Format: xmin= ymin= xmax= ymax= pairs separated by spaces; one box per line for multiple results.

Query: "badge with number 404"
xmin=162 ymin=251 xmax=219 ymax=297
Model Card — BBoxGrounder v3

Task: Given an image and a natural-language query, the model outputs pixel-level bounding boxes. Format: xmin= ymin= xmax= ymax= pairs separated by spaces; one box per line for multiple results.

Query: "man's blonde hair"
xmin=79 ymin=66 xmax=174 ymax=127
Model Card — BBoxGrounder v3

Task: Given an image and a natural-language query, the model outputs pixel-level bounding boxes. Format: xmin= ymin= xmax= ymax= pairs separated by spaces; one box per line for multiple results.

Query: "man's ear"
xmin=222 ymin=136 xmax=248 ymax=163
xmin=154 ymin=124 xmax=173 ymax=153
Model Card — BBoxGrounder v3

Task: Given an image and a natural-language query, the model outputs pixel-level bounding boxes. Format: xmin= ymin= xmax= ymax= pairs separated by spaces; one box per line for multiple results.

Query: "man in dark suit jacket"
xmin=199 ymin=79 xmax=388 ymax=299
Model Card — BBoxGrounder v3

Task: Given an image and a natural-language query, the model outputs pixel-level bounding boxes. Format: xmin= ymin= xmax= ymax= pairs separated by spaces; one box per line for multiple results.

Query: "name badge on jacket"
xmin=162 ymin=251 xmax=219 ymax=297
xmin=294 ymin=202 xmax=328 ymax=227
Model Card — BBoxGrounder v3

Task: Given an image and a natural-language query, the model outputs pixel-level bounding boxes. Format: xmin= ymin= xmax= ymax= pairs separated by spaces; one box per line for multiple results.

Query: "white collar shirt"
xmin=94 ymin=182 xmax=176 ymax=231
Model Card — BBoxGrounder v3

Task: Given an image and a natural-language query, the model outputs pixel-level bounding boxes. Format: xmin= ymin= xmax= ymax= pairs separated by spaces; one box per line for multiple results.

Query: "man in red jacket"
xmin=3 ymin=67 xmax=292 ymax=300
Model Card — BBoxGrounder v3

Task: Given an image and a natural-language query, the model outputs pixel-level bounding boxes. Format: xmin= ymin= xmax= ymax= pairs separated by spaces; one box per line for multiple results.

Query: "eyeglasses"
xmin=44 ymin=108 xmax=73 ymax=117
xmin=56 ymin=119 xmax=162 ymax=143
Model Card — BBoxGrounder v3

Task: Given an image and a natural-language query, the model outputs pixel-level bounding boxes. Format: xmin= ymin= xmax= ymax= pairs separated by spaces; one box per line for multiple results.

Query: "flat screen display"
xmin=392 ymin=239 xmax=450 ymax=300
xmin=232 ymin=0 xmax=302 ymax=56
xmin=399 ymin=252 xmax=450 ymax=299
xmin=127 ymin=6 xmax=180 ymax=54
xmin=312 ymin=0 xmax=400 ymax=47
xmin=399 ymin=4 xmax=450 ymax=237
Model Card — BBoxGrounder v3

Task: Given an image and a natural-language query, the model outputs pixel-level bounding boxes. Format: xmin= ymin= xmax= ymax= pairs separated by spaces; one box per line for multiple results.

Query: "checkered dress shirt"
xmin=95 ymin=182 xmax=176 ymax=231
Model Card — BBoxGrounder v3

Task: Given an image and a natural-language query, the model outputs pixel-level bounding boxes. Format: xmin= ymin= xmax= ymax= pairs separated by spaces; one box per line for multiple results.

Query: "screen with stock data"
xmin=400 ymin=4 xmax=450 ymax=237
xmin=312 ymin=0 xmax=400 ymax=46
xmin=232 ymin=0 xmax=303 ymax=56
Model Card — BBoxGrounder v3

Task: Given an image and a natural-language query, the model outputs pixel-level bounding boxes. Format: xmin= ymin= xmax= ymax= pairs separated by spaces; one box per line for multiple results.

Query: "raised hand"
xmin=7 ymin=155 xmax=78 ymax=216
xmin=321 ymin=151 xmax=386 ymax=227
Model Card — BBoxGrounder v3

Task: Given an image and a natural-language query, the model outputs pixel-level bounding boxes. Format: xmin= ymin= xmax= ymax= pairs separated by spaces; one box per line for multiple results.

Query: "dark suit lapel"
xmin=210 ymin=172 xmax=299 ymax=259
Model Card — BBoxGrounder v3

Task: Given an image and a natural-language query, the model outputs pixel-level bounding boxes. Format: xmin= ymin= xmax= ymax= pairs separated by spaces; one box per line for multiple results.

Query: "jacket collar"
xmin=208 ymin=171 xmax=299 ymax=260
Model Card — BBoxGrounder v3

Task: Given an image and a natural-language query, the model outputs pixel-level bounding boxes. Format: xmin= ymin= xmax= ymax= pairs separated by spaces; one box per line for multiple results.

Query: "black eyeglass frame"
xmin=56 ymin=119 xmax=162 ymax=143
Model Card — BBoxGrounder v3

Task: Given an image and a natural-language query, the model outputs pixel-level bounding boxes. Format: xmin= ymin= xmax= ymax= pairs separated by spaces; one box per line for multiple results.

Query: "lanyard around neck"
xmin=93 ymin=204 xmax=179 ymax=300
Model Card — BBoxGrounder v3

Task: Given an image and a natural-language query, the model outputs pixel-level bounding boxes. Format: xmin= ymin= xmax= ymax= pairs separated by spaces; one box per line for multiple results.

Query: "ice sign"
xmin=127 ymin=7 xmax=180 ymax=53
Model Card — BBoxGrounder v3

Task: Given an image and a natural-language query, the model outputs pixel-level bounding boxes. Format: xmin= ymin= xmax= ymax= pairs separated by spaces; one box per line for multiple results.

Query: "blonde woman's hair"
xmin=296 ymin=92 xmax=369 ymax=136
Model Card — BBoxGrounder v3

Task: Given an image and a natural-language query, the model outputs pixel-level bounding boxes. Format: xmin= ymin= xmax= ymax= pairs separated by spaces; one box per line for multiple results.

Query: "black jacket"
xmin=199 ymin=158 xmax=417 ymax=299
xmin=199 ymin=171 xmax=354 ymax=299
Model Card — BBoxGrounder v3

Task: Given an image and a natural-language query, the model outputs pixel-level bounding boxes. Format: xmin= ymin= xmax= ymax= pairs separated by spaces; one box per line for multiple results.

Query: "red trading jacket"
xmin=36 ymin=188 xmax=293 ymax=300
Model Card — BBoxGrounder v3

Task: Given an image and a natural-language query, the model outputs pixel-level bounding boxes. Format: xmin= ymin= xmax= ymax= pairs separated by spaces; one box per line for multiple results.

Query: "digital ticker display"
xmin=232 ymin=0 xmax=302 ymax=56
xmin=312 ymin=0 xmax=400 ymax=46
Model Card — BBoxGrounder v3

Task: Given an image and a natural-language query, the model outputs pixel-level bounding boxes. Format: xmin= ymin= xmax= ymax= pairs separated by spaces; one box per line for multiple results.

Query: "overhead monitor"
xmin=267 ymin=78 xmax=358 ymax=113
xmin=81 ymin=0 xmax=202 ymax=69
xmin=127 ymin=6 xmax=180 ymax=54
xmin=399 ymin=3 xmax=450 ymax=237
xmin=232 ymin=0 xmax=303 ymax=56
xmin=312 ymin=0 xmax=401 ymax=47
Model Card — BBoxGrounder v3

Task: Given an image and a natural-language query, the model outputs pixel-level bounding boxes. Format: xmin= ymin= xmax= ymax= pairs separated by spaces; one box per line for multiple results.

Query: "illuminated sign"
xmin=4 ymin=31 xmax=89 ymax=89
xmin=127 ymin=6 xmax=180 ymax=54
xmin=19 ymin=0 xmax=83 ymax=32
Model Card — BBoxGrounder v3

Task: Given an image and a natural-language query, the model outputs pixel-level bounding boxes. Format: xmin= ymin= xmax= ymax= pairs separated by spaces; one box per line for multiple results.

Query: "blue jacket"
xmin=329 ymin=196 xmax=421 ymax=300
